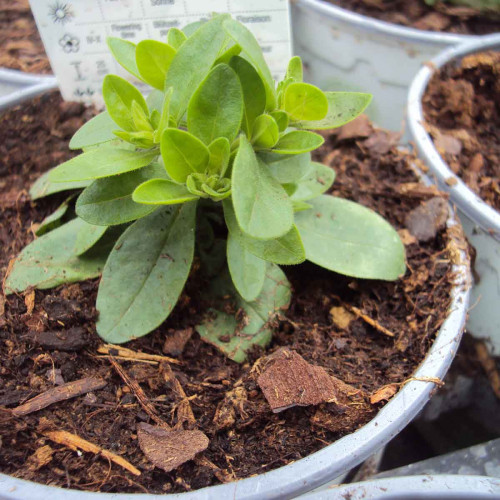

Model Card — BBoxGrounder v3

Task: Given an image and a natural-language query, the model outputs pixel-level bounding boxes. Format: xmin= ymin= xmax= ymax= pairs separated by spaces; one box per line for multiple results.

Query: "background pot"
xmin=0 ymin=88 xmax=470 ymax=499
xmin=300 ymin=475 xmax=500 ymax=499
xmin=407 ymin=34 xmax=500 ymax=355
xmin=290 ymin=0 xmax=478 ymax=133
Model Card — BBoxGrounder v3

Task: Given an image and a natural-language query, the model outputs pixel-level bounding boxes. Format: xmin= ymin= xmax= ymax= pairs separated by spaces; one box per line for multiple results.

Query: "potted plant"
xmin=290 ymin=0 xmax=498 ymax=132
xmin=0 ymin=15 xmax=470 ymax=498
xmin=408 ymin=33 xmax=500 ymax=355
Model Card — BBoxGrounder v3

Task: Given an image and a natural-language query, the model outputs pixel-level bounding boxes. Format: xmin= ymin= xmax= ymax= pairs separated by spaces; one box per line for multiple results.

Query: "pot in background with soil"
xmin=408 ymin=33 xmax=500 ymax=355
xmin=290 ymin=0 xmax=491 ymax=133
xmin=0 ymin=88 xmax=471 ymax=499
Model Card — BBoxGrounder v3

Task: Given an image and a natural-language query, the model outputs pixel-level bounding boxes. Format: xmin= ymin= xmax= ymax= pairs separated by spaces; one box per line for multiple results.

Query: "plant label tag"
xmin=28 ymin=0 xmax=292 ymax=106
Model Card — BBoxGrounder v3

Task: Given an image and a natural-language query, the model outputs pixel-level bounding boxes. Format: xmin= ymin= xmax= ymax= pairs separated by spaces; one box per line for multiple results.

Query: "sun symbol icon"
xmin=48 ymin=2 xmax=74 ymax=25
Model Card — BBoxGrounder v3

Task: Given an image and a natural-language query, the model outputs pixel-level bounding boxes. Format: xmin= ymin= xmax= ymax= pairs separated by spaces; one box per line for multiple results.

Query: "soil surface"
xmin=0 ymin=0 xmax=51 ymax=73
xmin=327 ymin=0 xmax=500 ymax=35
xmin=423 ymin=51 xmax=500 ymax=212
xmin=0 ymin=93 xmax=460 ymax=493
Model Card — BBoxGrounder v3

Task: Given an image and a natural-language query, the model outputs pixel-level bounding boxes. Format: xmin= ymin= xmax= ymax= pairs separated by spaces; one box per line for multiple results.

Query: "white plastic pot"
xmin=300 ymin=475 xmax=500 ymax=499
xmin=407 ymin=34 xmax=500 ymax=355
xmin=290 ymin=0 xmax=478 ymax=133
xmin=0 ymin=87 xmax=471 ymax=500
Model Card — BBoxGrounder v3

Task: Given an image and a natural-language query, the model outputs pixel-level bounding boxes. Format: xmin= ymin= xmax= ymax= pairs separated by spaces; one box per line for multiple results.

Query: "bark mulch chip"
xmin=0 ymin=93 xmax=460 ymax=493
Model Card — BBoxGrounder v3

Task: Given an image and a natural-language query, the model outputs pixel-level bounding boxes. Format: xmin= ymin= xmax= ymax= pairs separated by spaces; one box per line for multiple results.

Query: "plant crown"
xmin=5 ymin=15 xmax=406 ymax=362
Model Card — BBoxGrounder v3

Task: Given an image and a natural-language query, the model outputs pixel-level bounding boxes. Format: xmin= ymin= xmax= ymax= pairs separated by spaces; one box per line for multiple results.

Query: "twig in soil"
xmin=160 ymin=363 xmax=196 ymax=427
xmin=11 ymin=377 xmax=107 ymax=417
xmin=347 ymin=305 xmax=395 ymax=337
xmin=43 ymin=430 xmax=140 ymax=476
xmin=108 ymin=356 xmax=171 ymax=430
xmin=475 ymin=340 xmax=500 ymax=399
xmin=98 ymin=344 xmax=181 ymax=365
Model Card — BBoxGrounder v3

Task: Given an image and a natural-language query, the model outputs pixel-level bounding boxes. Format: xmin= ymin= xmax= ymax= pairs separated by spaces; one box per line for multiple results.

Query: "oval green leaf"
xmin=251 ymin=114 xmax=279 ymax=149
xmin=283 ymin=82 xmax=328 ymax=121
xmin=286 ymin=56 xmax=303 ymax=82
xmin=292 ymin=162 xmax=336 ymax=201
xmin=96 ymin=203 xmax=196 ymax=344
xmin=259 ymin=152 xmax=311 ymax=184
xmin=74 ymin=220 xmax=108 ymax=256
xmin=107 ymin=37 xmax=142 ymax=80
xmin=136 ymin=40 xmax=176 ymax=90
xmin=273 ymin=130 xmax=324 ymax=155
xmin=69 ymin=112 xmax=117 ymax=150
xmin=167 ymin=28 xmax=187 ymax=50
xmin=295 ymin=195 xmax=406 ymax=280
xmin=208 ymin=137 xmax=230 ymax=176
xmin=132 ymin=179 xmax=199 ymax=205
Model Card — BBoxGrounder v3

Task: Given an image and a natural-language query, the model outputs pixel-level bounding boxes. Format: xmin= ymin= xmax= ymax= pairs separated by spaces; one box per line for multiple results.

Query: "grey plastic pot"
xmin=0 ymin=88 xmax=470 ymax=499
xmin=300 ymin=475 xmax=500 ymax=499
xmin=0 ymin=68 xmax=57 ymax=111
xmin=290 ymin=0 xmax=478 ymax=133
xmin=407 ymin=34 xmax=500 ymax=355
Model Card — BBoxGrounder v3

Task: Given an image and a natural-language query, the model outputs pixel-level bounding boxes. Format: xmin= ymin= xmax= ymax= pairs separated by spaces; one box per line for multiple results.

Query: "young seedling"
xmin=5 ymin=15 xmax=406 ymax=362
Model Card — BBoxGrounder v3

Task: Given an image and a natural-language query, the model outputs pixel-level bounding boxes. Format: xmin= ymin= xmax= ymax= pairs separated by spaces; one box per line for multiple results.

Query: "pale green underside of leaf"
xmin=30 ymin=170 xmax=90 ymax=200
xmin=4 ymin=218 xmax=110 ymax=294
xmin=232 ymin=136 xmax=293 ymax=240
xmin=223 ymin=200 xmax=305 ymax=265
xmin=295 ymin=195 xmax=406 ymax=280
xmin=227 ymin=232 xmax=266 ymax=301
xmin=259 ymin=152 xmax=311 ymax=184
xmin=49 ymin=147 xmax=158 ymax=182
xmin=69 ymin=112 xmax=117 ymax=150
xmin=297 ymin=92 xmax=372 ymax=130
xmin=96 ymin=203 xmax=196 ymax=344
xmin=76 ymin=164 xmax=165 ymax=225
xmin=292 ymin=162 xmax=336 ymax=201
xmin=196 ymin=264 xmax=291 ymax=362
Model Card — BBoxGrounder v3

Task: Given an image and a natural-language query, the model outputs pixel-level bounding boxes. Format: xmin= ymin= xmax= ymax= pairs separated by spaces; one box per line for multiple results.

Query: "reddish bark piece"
xmin=370 ymin=383 xmax=399 ymax=404
xmin=257 ymin=349 xmax=344 ymax=413
xmin=11 ymin=377 xmax=106 ymax=417
xmin=163 ymin=327 xmax=193 ymax=356
xmin=405 ymin=196 xmax=448 ymax=242
xmin=137 ymin=423 xmax=209 ymax=473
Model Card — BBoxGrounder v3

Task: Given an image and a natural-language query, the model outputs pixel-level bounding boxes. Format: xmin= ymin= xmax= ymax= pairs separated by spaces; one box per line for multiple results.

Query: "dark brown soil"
xmin=0 ymin=93 xmax=460 ymax=493
xmin=327 ymin=0 xmax=500 ymax=35
xmin=423 ymin=51 xmax=500 ymax=212
xmin=0 ymin=0 xmax=52 ymax=74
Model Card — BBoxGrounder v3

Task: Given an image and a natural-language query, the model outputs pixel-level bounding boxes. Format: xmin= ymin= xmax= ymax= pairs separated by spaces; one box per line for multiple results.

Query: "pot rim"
xmin=293 ymin=0 xmax=478 ymax=45
xmin=301 ymin=475 xmax=500 ymax=499
xmin=0 ymin=92 xmax=471 ymax=500
xmin=407 ymin=33 xmax=500 ymax=241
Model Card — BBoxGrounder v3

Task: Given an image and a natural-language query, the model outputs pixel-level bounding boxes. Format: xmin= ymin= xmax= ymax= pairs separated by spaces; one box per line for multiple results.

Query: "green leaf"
xmin=103 ymin=75 xmax=148 ymax=131
xmin=154 ymin=87 xmax=173 ymax=142
xmin=270 ymin=110 xmax=289 ymax=132
xmin=69 ymin=112 xmax=117 ymax=150
xmin=107 ymin=37 xmax=142 ymax=80
xmin=295 ymin=195 xmax=406 ymax=280
xmin=30 ymin=170 xmax=90 ymax=200
xmin=273 ymin=131 xmax=324 ymax=154
xmin=227 ymin=232 xmax=266 ymax=301
xmin=35 ymin=198 xmax=72 ymax=236
xmin=223 ymin=200 xmax=305 ymax=265
xmin=4 ymin=218 xmax=109 ymax=293
xmin=136 ymin=40 xmax=176 ymax=91
xmin=133 ymin=179 xmax=199 ymax=205
xmin=208 ymin=137 xmax=230 ymax=176
xmin=196 ymin=264 xmax=291 ymax=363
xmin=131 ymin=100 xmax=153 ymax=132
xmin=229 ymin=55 xmax=266 ymax=135
xmin=161 ymin=129 xmax=209 ymax=183
xmin=292 ymin=162 xmax=336 ymax=201
xmin=146 ymin=89 xmax=164 ymax=113
xmin=167 ymin=28 xmax=187 ymax=50
xmin=297 ymin=92 xmax=372 ymax=130
xmin=76 ymin=163 xmax=166 ymax=225
xmin=251 ymin=114 xmax=279 ymax=149
xmin=223 ymin=18 xmax=276 ymax=110
xmin=96 ymin=203 xmax=196 ymax=344
xmin=49 ymin=147 xmax=158 ymax=182
xmin=182 ymin=20 xmax=206 ymax=36
xmin=292 ymin=200 xmax=312 ymax=212
xmin=166 ymin=15 xmax=229 ymax=122
xmin=187 ymin=64 xmax=243 ymax=145
xmin=286 ymin=56 xmax=303 ymax=82
xmin=259 ymin=152 xmax=311 ymax=184
xmin=215 ymin=42 xmax=242 ymax=65
xmin=74 ymin=220 xmax=108 ymax=256
xmin=283 ymin=82 xmax=328 ymax=121
xmin=232 ymin=136 xmax=293 ymax=240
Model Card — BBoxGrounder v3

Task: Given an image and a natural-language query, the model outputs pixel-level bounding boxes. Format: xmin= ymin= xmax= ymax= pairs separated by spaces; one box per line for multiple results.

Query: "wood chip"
xmin=329 ymin=305 xmax=355 ymax=330
xmin=405 ymin=196 xmax=449 ymax=242
xmin=348 ymin=305 xmax=395 ymax=338
xmin=370 ymin=384 xmax=399 ymax=404
xmin=163 ymin=328 xmax=193 ymax=356
xmin=98 ymin=344 xmax=181 ymax=365
xmin=28 ymin=327 xmax=90 ymax=351
xmin=12 ymin=377 xmax=106 ymax=417
xmin=160 ymin=363 xmax=195 ymax=427
xmin=44 ymin=430 xmax=140 ymax=476
xmin=27 ymin=445 xmax=54 ymax=471
xmin=137 ymin=423 xmax=209 ymax=473
xmin=24 ymin=290 xmax=35 ymax=315
xmin=257 ymin=349 xmax=346 ymax=413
